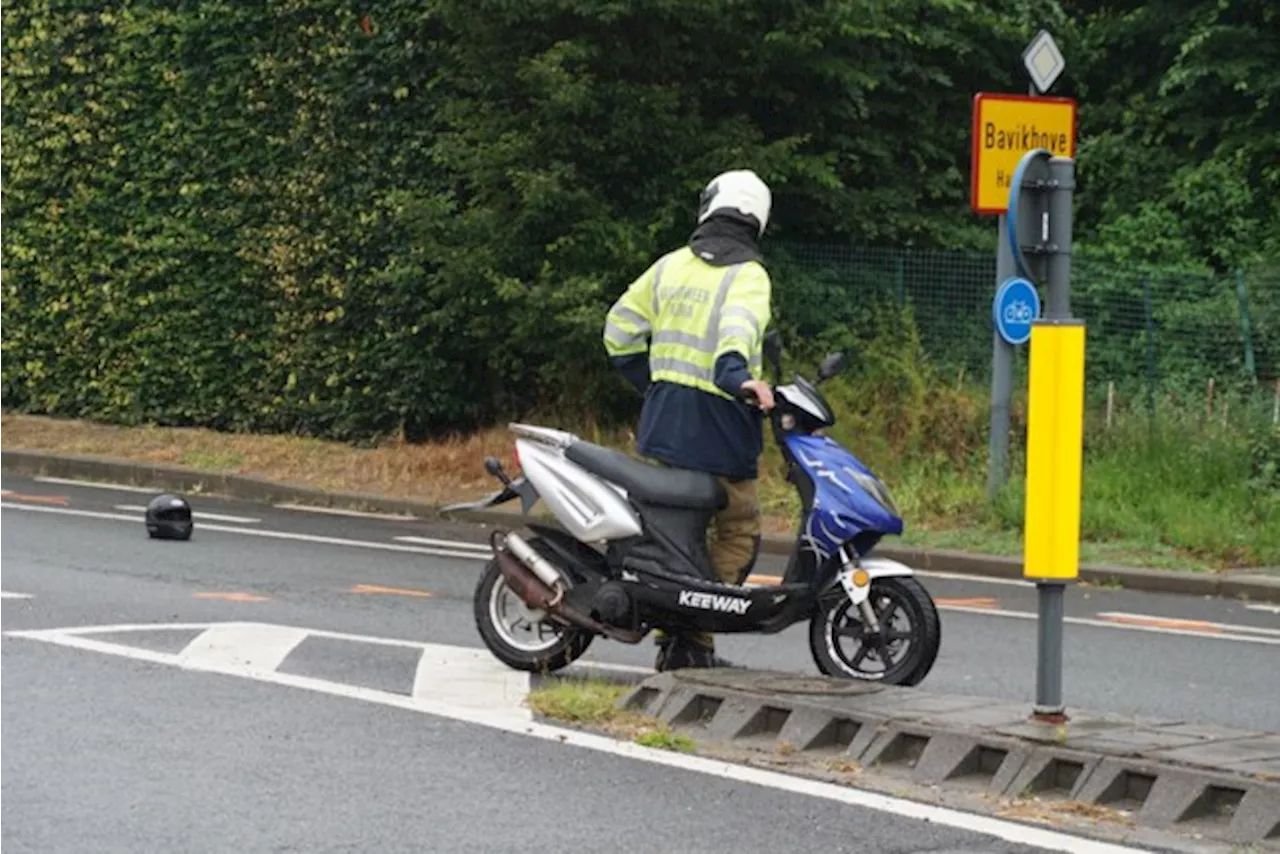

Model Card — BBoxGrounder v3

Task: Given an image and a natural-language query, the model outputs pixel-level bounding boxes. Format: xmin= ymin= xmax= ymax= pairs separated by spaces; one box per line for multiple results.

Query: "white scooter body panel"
xmin=516 ymin=439 xmax=643 ymax=542
xmin=841 ymin=555 xmax=916 ymax=605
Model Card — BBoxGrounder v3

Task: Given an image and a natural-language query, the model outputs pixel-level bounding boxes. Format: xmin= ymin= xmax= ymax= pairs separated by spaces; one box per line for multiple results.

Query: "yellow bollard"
xmin=1023 ymin=319 xmax=1086 ymax=582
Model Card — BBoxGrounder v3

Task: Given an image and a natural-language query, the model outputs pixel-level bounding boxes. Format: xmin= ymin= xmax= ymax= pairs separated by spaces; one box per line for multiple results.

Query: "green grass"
xmin=752 ymin=388 xmax=1279 ymax=571
xmin=526 ymin=678 xmax=696 ymax=752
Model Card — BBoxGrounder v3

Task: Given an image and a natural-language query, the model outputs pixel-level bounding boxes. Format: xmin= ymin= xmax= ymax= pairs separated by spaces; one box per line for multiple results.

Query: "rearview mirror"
xmin=817 ymin=352 xmax=848 ymax=382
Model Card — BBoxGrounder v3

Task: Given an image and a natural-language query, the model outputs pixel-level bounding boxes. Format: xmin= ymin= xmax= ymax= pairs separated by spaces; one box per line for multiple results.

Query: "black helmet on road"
xmin=146 ymin=493 xmax=193 ymax=540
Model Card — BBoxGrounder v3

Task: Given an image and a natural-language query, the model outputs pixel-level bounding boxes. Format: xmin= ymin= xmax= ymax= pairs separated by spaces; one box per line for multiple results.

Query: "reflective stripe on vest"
xmin=649 ymin=262 xmax=749 ymax=396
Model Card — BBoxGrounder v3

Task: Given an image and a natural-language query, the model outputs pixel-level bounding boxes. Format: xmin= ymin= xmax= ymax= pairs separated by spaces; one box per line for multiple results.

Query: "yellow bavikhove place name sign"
xmin=970 ymin=92 xmax=1077 ymax=215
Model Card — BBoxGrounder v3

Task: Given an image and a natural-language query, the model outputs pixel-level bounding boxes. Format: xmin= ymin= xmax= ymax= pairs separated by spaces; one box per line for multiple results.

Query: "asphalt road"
xmin=3 ymin=474 xmax=1277 ymax=854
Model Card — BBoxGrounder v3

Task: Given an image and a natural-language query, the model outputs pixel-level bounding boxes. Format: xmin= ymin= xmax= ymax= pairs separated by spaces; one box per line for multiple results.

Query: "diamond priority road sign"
xmin=969 ymin=92 xmax=1076 ymax=215
xmin=1022 ymin=29 xmax=1065 ymax=94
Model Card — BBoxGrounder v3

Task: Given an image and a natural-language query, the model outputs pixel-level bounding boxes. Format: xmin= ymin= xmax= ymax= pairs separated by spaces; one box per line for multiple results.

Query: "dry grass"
xmin=996 ymin=796 xmax=1137 ymax=828
xmin=1 ymin=412 xmax=517 ymax=505
xmin=1 ymin=412 xmax=803 ymax=529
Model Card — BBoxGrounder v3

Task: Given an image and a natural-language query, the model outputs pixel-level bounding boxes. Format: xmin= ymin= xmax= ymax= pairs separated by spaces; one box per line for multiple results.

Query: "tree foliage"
xmin=3 ymin=0 xmax=1275 ymax=440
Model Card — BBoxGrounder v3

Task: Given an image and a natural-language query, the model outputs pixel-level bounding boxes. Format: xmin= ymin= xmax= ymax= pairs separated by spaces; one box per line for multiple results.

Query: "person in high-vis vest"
xmin=603 ymin=169 xmax=775 ymax=671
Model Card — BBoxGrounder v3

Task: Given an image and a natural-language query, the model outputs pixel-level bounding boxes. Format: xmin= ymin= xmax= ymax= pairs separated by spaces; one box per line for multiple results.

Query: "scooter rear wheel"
xmin=472 ymin=539 xmax=593 ymax=673
xmin=808 ymin=576 xmax=940 ymax=686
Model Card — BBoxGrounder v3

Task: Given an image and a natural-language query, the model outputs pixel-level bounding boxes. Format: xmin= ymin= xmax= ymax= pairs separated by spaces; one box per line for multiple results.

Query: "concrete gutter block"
xmin=1075 ymin=759 xmax=1279 ymax=844
xmin=910 ymin=732 xmax=1031 ymax=794
xmin=707 ymin=695 xmax=789 ymax=745
xmin=1218 ymin=784 xmax=1280 ymax=845
xmin=928 ymin=701 xmax=1037 ymax=731
xmin=617 ymin=673 xmax=678 ymax=717
xmin=1004 ymin=747 xmax=1103 ymax=801
xmin=1080 ymin=724 xmax=1262 ymax=760
xmin=1148 ymin=734 xmax=1280 ymax=771
xmin=864 ymin=691 xmax=1008 ymax=724
xmin=857 ymin=722 xmax=947 ymax=781
xmin=775 ymin=706 xmax=867 ymax=757
xmin=1227 ymin=757 xmax=1280 ymax=779
xmin=662 ymin=686 xmax=735 ymax=734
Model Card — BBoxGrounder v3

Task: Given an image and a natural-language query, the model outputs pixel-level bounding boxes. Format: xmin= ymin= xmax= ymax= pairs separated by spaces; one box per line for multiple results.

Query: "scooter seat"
xmin=565 ymin=442 xmax=727 ymax=511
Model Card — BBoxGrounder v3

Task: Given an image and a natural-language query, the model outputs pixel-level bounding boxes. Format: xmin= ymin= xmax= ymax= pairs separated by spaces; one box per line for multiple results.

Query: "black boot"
xmin=654 ymin=635 xmax=740 ymax=671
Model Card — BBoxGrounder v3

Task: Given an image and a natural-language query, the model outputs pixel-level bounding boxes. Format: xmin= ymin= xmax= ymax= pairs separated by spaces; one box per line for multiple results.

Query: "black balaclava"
xmin=687 ymin=210 xmax=764 ymax=267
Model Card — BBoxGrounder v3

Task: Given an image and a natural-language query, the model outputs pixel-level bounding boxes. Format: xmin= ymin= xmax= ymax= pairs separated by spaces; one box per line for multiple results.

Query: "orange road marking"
xmin=193 ymin=592 xmax=268 ymax=603
xmin=936 ymin=597 xmax=999 ymax=608
xmin=1099 ymin=614 xmax=1221 ymax=633
xmin=746 ymin=574 xmax=783 ymax=586
xmin=0 ymin=490 xmax=69 ymax=506
xmin=350 ymin=584 xmax=433 ymax=598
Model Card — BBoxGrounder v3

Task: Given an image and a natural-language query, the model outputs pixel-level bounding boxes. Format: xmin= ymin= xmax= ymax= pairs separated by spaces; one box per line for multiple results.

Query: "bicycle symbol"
xmin=1003 ymin=300 xmax=1035 ymax=325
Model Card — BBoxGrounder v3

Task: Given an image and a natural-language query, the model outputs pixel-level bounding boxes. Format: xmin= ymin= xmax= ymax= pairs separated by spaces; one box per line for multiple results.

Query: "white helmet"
xmin=697 ymin=169 xmax=772 ymax=237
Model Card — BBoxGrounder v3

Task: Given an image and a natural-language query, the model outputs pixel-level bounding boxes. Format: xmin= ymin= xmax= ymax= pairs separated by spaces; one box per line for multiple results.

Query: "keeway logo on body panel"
xmin=678 ymin=590 xmax=751 ymax=615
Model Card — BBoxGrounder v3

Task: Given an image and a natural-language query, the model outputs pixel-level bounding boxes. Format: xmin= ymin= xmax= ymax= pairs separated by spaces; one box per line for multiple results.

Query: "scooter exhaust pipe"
xmin=490 ymin=530 xmax=644 ymax=644
xmin=491 ymin=531 xmax=562 ymax=610
xmin=502 ymin=531 xmax=565 ymax=595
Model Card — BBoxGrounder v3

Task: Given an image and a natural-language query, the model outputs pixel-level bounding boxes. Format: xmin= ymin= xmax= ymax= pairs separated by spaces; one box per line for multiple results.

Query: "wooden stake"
xmin=1274 ymin=378 xmax=1279 ymax=424
xmin=956 ymin=365 xmax=965 ymax=391
xmin=1106 ymin=381 xmax=1115 ymax=430
xmin=1206 ymin=378 xmax=1215 ymax=418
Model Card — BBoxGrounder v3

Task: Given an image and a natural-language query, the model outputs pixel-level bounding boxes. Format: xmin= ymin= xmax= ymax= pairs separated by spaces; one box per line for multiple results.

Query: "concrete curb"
xmin=4 ymin=448 xmax=1278 ymax=604
xmin=618 ymin=669 xmax=1280 ymax=850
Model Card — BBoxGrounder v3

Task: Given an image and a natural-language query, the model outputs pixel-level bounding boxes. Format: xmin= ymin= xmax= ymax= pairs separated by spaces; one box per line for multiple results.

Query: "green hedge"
xmin=4 ymin=1 xmax=1276 ymax=441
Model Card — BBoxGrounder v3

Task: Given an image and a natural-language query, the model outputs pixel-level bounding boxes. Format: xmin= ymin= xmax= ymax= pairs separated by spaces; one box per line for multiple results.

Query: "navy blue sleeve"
xmin=610 ymin=354 xmax=650 ymax=395
xmin=714 ymin=352 xmax=752 ymax=398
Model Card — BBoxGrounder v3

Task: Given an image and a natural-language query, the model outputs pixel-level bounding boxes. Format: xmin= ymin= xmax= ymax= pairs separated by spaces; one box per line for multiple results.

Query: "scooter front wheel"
xmin=472 ymin=544 xmax=593 ymax=673
xmin=808 ymin=577 xmax=940 ymax=686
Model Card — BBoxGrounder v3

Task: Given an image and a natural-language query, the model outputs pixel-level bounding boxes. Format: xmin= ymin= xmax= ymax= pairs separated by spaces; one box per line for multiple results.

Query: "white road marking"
xmin=176 ymin=623 xmax=309 ymax=672
xmin=412 ymin=644 xmax=530 ymax=715
xmin=275 ymin=503 xmax=418 ymax=521
xmin=394 ymin=535 xmax=491 ymax=552
xmin=941 ymin=605 xmax=1280 ymax=646
xmin=1 ymin=591 xmax=34 ymax=599
xmin=5 ymin=621 xmax=1148 ymax=854
xmin=1096 ymin=610 xmax=1280 ymax=638
xmin=0 ymin=503 xmax=491 ymax=561
xmin=913 ymin=569 xmax=1032 ymax=587
xmin=1245 ymin=603 xmax=1280 ymax=615
xmin=114 ymin=504 xmax=263 ymax=525
xmin=31 ymin=476 xmax=160 ymax=494
xmin=7 ymin=502 xmax=1276 ymax=649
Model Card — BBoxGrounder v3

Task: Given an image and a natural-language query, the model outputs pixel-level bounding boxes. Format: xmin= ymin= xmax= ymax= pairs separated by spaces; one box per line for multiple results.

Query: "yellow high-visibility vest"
xmin=604 ymin=247 xmax=771 ymax=398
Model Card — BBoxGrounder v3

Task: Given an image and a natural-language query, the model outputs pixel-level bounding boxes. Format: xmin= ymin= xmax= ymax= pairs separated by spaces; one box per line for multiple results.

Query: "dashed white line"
xmin=941 ymin=605 xmax=1280 ymax=646
xmin=275 ymin=503 xmax=418 ymax=521
xmin=394 ymin=535 xmax=491 ymax=552
xmin=1 ymin=591 xmax=34 ymax=599
xmin=1245 ymin=603 xmax=1280 ymax=615
xmin=0 ymin=503 xmax=491 ymax=561
xmin=913 ymin=569 xmax=1032 ymax=587
xmin=113 ymin=504 xmax=263 ymax=525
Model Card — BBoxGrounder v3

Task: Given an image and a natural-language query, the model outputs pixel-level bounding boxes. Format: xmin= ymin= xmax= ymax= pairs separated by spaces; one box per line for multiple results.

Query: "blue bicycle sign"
xmin=993 ymin=277 xmax=1041 ymax=345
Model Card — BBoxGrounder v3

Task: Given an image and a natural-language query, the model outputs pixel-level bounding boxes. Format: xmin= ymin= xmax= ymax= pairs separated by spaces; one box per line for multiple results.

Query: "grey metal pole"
xmin=986 ymin=213 xmax=1016 ymax=500
xmin=1033 ymin=155 xmax=1077 ymax=721
xmin=1045 ymin=158 xmax=1075 ymax=319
